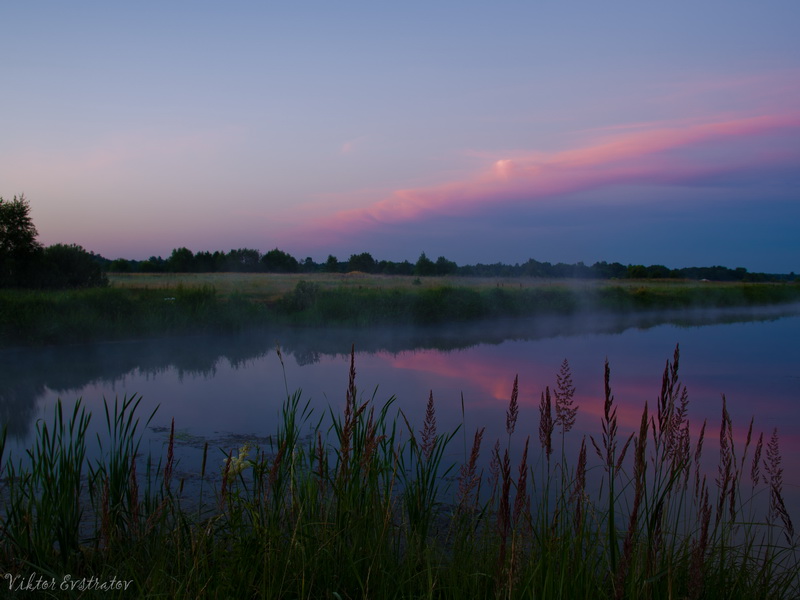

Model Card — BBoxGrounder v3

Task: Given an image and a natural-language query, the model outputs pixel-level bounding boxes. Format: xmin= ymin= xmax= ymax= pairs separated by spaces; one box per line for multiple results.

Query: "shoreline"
xmin=2 ymin=275 xmax=799 ymax=347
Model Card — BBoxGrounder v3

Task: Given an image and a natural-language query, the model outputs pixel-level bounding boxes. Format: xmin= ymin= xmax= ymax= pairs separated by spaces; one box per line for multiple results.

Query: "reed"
xmin=0 ymin=346 xmax=797 ymax=598
xmin=5 ymin=278 xmax=800 ymax=346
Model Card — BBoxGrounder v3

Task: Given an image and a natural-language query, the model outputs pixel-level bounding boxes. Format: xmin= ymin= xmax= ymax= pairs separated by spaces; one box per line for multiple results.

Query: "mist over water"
xmin=2 ymin=303 xmax=799 ymax=505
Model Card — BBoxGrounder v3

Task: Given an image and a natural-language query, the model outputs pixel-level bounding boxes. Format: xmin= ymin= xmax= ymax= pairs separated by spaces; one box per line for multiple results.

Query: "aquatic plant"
xmin=0 ymin=346 xmax=797 ymax=598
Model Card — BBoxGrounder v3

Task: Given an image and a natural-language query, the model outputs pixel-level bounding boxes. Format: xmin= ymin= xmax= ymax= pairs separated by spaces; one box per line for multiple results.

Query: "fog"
xmin=3 ymin=302 xmax=799 ymax=439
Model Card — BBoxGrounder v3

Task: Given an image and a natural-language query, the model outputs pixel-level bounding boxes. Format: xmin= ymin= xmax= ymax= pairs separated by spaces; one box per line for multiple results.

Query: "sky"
xmin=2 ymin=1 xmax=799 ymax=272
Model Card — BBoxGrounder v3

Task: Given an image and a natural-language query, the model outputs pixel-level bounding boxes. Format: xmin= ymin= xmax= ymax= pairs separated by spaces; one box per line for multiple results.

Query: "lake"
xmin=2 ymin=303 xmax=799 ymax=508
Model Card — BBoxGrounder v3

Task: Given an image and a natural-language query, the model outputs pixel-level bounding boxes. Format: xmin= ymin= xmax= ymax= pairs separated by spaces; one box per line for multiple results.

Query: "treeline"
xmin=3 ymin=194 xmax=795 ymax=288
xmin=1 ymin=195 xmax=107 ymax=289
xmin=107 ymin=246 xmax=796 ymax=283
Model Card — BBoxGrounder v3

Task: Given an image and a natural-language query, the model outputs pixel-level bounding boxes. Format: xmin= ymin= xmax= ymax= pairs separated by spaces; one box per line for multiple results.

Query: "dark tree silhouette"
xmin=261 ymin=248 xmax=300 ymax=273
xmin=348 ymin=252 xmax=377 ymax=273
xmin=414 ymin=252 xmax=436 ymax=276
xmin=37 ymin=244 xmax=107 ymax=288
xmin=324 ymin=254 xmax=340 ymax=273
xmin=0 ymin=194 xmax=42 ymax=287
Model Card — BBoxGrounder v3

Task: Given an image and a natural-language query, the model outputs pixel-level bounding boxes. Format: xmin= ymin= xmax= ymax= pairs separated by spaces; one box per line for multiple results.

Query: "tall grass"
xmin=3 ymin=279 xmax=800 ymax=345
xmin=1 ymin=347 xmax=797 ymax=598
xmin=0 ymin=285 xmax=266 ymax=344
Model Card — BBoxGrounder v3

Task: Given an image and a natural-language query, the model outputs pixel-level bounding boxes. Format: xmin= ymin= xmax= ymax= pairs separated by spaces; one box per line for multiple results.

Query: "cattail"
xmin=339 ymin=393 xmax=354 ymax=481
xmin=506 ymin=375 xmax=519 ymax=437
xmin=269 ymin=437 xmax=288 ymax=489
xmin=657 ymin=358 xmax=672 ymax=440
xmin=422 ymin=391 xmax=437 ymax=461
xmin=555 ymin=358 xmax=578 ymax=436
xmin=276 ymin=343 xmax=285 ymax=368
xmin=513 ymin=436 xmax=530 ymax=527
xmin=616 ymin=433 xmax=635 ymax=473
xmin=362 ymin=407 xmax=385 ymax=472
xmin=129 ymin=455 xmax=140 ymax=537
xmin=316 ymin=431 xmax=327 ymax=490
xmin=688 ymin=483 xmax=711 ymax=600
xmin=678 ymin=421 xmax=692 ymax=488
xmin=672 ymin=387 xmax=689 ymax=466
xmin=592 ymin=360 xmax=628 ymax=472
xmin=457 ymin=427 xmax=485 ymax=511
xmin=100 ymin=476 xmax=111 ymax=547
xmin=339 ymin=344 xmax=367 ymax=480
xmin=488 ymin=439 xmax=501 ymax=499
xmin=773 ymin=490 xmax=795 ymax=545
xmin=164 ymin=418 xmax=175 ymax=493
xmin=219 ymin=450 xmax=232 ymax=511
xmin=764 ymin=428 xmax=782 ymax=490
xmin=538 ymin=387 xmax=553 ymax=460
xmin=715 ymin=396 xmax=733 ymax=525
xmin=338 ymin=347 xmax=361 ymax=482
xmin=694 ymin=419 xmax=706 ymax=464
xmin=750 ymin=432 xmax=763 ymax=488
xmin=694 ymin=420 xmax=707 ymax=499
xmin=740 ymin=417 xmax=754 ymax=474
xmin=633 ymin=404 xmax=649 ymax=483
xmin=200 ymin=441 xmax=209 ymax=479
xmin=616 ymin=404 xmax=649 ymax=598
xmin=571 ymin=437 xmax=588 ymax=530
xmin=497 ymin=448 xmax=512 ymax=565
xmin=764 ymin=428 xmax=794 ymax=542
xmin=347 ymin=343 xmax=357 ymax=406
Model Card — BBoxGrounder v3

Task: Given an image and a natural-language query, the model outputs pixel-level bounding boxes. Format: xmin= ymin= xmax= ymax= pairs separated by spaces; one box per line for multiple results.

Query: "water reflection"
xmin=2 ymin=304 xmax=799 ymax=441
xmin=3 ymin=306 xmax=800 ymax=508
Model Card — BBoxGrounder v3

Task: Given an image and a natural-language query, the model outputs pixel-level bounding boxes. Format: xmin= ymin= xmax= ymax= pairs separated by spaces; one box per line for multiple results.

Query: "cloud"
xmin=296 ymin=113 xmax=800 ymax=244
xmin=340 ymin=136 xmax=368 ymax=155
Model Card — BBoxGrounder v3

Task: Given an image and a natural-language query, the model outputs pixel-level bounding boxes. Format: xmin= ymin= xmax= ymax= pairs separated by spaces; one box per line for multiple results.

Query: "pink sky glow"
xmin=294 ymin=113 xmax=800 ymax=247
xmin=2 ymin=3 xmax=799 ymax=271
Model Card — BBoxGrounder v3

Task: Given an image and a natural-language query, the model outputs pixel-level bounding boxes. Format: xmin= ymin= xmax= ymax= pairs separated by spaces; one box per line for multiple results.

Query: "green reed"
xmin=0 ymin=285 xmax=267 ymax=345
xmin=3 ymin=280 xmax=800 ymax=345
xmin=1 ymin=346 xmax=797 ymax=598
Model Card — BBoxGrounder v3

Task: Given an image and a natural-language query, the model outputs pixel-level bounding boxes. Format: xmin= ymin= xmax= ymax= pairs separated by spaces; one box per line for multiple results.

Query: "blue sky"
xmin=2 ymin=2 xmax=799 ymax=271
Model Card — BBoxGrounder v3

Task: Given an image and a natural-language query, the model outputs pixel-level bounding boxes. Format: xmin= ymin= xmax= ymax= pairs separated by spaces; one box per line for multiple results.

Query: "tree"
xmin=414 ymin=252 xmax=436 ymax=276
xmin=225 ymin=248 xmax=261 ymax=272
xmin=645 ymin=264 xmax=671 ymax=279
xmin=627 ymin=264 xmax=647 ymax=279
xmin=38 ymin=243 xmax=108 ymax=288
xmin=167 ymin=247 xmax=195 ymax=272
xmin=261 ymin=248 xmax=299 ymax=273
xmin=108 ymin=258 xmax=133 ymax=272
xmin=194 ymin=251 xmax=222 ymax=272
xmin=434 ymin=255 xmax=457 ymax=276
xmin=395 ymin=260 xmax=414 ymax=276
xmin=0 ymin=194 xmax=43 ymax=287
xmin=139 ymin=256 xmax=166 ymax=272
xmin=323 ymin=255 xmax=339 ymax=273
xmin=348 ymin=252 xmax=376 ymax=273
xmin=301 ymin=257 xmax=316 ymax=273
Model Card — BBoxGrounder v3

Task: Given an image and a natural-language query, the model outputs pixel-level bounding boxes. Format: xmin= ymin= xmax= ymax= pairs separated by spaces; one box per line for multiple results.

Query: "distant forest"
xmin=4 ymin=195 xmax=796 ymax=291
xmin=105 ymin=247 xmax=797 ymax=283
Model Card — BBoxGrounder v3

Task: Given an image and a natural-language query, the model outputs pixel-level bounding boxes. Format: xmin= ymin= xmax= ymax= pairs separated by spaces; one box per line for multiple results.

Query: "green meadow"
xmin=1 ymin=273 xmax=799 ymax=345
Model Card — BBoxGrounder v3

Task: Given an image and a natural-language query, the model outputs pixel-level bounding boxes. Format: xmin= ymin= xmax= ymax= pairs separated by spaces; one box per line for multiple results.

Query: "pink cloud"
xmin=295 ymin=112 xmax=800 ymax=246
xmin=340 ymin=136 xmax=368 ymax=155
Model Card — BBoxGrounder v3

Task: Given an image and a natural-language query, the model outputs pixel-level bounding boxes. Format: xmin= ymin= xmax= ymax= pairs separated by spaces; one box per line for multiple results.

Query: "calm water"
xmin=2 ymin=304 xmax=799 ymax=506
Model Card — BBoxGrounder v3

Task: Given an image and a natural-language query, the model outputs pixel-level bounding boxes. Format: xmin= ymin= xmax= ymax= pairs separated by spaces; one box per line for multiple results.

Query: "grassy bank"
xmin=2 ymin=274 xmax=799 ymax=345
xmin=0 ymin=285 xmax=267 ymax=345
xmin=1 ymin=348 xmax=797 ymax=598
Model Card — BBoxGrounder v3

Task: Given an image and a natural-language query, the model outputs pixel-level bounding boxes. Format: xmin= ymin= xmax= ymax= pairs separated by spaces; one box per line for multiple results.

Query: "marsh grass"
xmin=0 ymin=285 xmax=266 ymax=344
xmin=3 ymin=275 xmax=799 ymax=344
xmin=1 ymin=347 xmax=798 ymax=598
